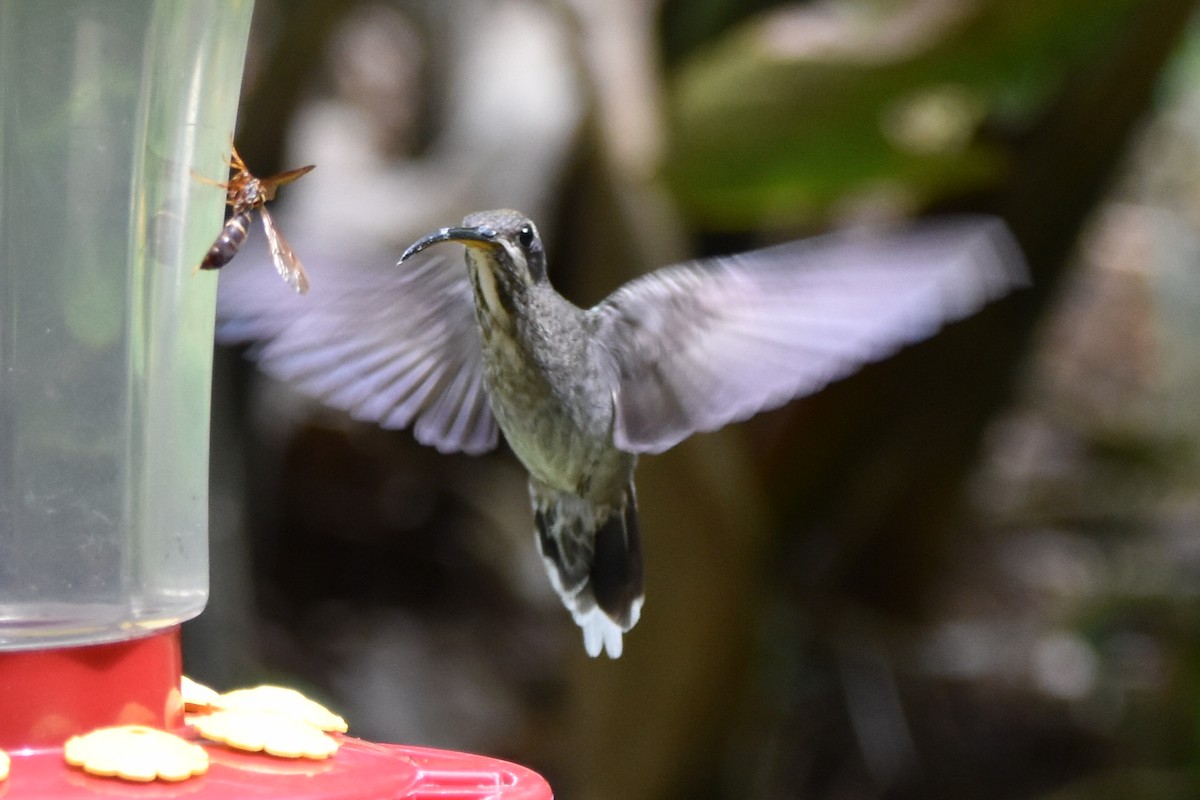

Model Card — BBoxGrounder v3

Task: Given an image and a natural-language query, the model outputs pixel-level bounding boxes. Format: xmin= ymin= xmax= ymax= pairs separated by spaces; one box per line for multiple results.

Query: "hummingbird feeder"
xmin=0 ymin=2 xmax=551 ymax=797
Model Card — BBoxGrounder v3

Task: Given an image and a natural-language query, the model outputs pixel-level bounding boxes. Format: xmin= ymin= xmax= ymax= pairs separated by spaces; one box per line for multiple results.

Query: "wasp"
xmin=199 ymin=145 xmax=315 ymax=294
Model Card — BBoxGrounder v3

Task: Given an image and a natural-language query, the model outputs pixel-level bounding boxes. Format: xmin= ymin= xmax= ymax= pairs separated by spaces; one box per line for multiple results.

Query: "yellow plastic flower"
xmin=63 ymin=725 xmax=208 ymax=782
xmin=193 ymin=709 xmax=339 ymax=759
xmin=214 ymin=686 xmax=347 ymax=733
xmin=182 ymin=675 xmax=222 ymax=711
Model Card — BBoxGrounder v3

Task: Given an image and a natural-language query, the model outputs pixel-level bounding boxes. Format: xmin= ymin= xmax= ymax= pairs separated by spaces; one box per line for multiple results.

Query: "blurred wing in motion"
xmin=216 ymin=245 xmax=498 ymax=455
xmin=591 ymin=216 xmax=1028 ymax=454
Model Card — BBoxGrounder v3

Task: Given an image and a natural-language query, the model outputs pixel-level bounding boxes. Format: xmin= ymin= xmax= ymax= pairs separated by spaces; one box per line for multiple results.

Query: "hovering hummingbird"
xmin=217 ymin=209 xmax=1026 ymax=658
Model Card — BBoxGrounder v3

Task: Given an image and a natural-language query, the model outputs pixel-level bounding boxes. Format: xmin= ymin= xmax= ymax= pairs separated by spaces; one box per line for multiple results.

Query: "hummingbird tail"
xmin=530 ymin=483 xmax=644 ymax=658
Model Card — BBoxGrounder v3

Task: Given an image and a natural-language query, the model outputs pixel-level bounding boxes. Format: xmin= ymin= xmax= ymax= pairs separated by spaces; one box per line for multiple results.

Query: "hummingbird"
xmin=217 ymin=209 xmax=1027 ymax=658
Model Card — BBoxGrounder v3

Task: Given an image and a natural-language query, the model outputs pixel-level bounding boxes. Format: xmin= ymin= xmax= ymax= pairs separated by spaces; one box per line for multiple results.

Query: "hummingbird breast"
xmin=477 ymin=287 xmax=632 ymax=502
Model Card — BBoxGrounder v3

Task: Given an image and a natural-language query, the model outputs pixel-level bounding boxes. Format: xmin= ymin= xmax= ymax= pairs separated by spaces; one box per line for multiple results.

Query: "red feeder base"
xmin=0 ymin=629 xmax=553 ymax=799
xmin=4 ymin=738 xmax=552 ymax=799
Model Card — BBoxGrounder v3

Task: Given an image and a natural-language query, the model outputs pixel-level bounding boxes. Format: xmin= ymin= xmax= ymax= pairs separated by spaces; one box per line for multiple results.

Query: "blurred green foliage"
xmin=663 ymin=0 xmax=1141 ymax=226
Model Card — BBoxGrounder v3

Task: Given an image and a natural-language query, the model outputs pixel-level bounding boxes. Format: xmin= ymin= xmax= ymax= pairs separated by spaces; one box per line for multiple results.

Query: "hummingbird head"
xmin=401 ymin=210 xmax=548 ymax=329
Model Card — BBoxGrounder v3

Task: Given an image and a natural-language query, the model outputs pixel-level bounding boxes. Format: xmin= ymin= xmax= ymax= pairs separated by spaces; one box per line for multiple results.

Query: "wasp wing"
xmin=259 ymin=206 xmax=311 ymax=294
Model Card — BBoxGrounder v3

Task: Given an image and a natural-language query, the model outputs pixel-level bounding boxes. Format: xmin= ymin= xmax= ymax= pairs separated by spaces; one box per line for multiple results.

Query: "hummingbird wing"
xmin=590 ymin=216 xmax=1027 ymax=454
xmin=216 ymin=246 xmax=499 ymax=455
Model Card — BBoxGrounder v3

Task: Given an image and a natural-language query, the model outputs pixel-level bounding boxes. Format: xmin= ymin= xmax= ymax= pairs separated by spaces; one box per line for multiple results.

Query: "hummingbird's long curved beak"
xmin=400 ymin=226 xmax=499 ymax=262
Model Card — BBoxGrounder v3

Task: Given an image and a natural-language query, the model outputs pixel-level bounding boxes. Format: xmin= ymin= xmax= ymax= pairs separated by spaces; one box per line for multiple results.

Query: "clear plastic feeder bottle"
xmin=0 ymin=0 xmax=254 ymax=650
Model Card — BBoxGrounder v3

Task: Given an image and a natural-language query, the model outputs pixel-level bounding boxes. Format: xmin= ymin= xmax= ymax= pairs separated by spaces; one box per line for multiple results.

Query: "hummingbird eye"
xmin=517 ymin=223 xmax=536 ymax=250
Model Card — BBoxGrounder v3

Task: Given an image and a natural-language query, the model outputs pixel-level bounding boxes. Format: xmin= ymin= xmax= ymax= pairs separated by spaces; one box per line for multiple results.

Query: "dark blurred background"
xmin=184 ymin=0 xmax=1200 ymax=797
